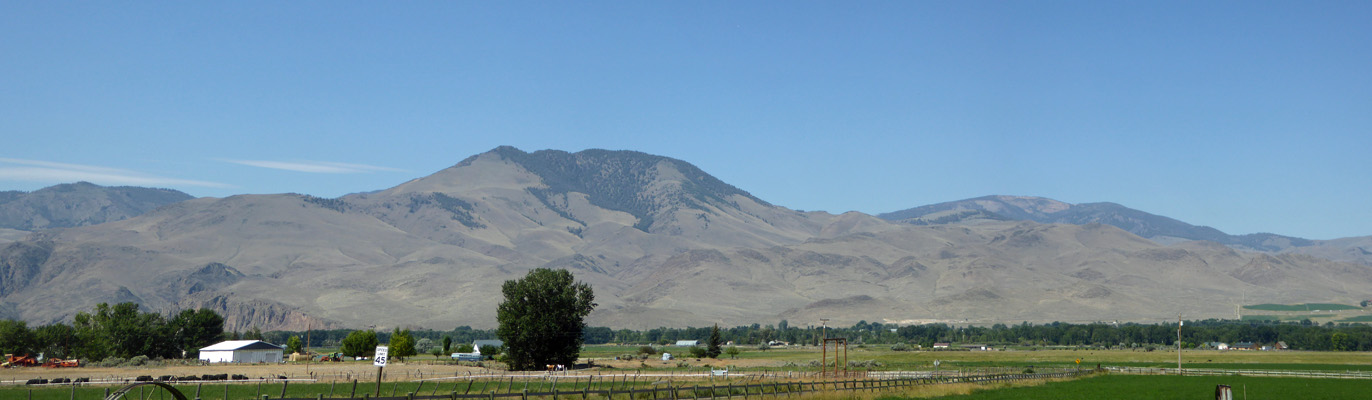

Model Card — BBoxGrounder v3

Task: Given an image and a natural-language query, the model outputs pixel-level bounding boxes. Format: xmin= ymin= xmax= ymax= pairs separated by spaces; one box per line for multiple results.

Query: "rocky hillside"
xmin=1 ymin=148 xmax=1368 ymax=330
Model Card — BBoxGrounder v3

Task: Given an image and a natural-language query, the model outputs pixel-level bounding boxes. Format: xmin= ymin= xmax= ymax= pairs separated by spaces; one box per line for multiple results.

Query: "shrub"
xmin=123 ymin=355 xmax=151 ymax=367
xmin=891 ymin=343 xmax=911 ymax=351
xmin=688 ymin=347 xmax=709 ymax=358
xmin=637 ymin=345 xmax=657 ymax=355
xmin=95 ymin=357 xmax=127 ymax=368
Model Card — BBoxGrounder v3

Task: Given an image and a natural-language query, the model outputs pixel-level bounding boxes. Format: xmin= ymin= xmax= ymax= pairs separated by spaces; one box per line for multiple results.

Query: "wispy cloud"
xmin=224 ymin=159 xmax=406 ymax=174
xmin=0 ymin=158 xmax=231 ymax=188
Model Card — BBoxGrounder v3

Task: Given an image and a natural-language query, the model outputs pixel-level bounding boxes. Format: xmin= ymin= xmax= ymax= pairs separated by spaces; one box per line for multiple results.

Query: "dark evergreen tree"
xmin=707 ymin=324 xmax=723 ymax=358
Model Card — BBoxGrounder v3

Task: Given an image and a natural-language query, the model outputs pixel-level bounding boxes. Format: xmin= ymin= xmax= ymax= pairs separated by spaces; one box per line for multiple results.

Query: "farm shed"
xmin=675 ymin=340 xmax=699 ymax=346
xmin=198 ymin=340 xmax=284 ymax=363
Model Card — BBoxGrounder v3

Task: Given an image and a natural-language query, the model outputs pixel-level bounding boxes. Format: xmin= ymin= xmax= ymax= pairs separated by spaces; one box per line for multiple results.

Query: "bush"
xmin=95 ymin=357 xmax=127 ymax=368
xmin=123 ymin=355 xmax=151 ymax=367
xmin=890 ymin=343 xmax=911 ymax=351
xmin=688 ymin=347 xmax=709 ymax=358
xmin=637 ymin=345 xmax=658 ymax=355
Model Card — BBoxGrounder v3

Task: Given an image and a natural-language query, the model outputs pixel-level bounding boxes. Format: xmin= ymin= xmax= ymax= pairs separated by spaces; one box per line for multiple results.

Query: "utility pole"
xmin=1177 ymin=314 xmax=1183 ymax=375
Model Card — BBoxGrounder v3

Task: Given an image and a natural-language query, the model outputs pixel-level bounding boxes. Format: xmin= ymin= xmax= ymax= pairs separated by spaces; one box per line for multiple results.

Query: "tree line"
xmin=0 ymin=302 xmax=223 ymax=361
xmin=8 ymin=304 xmax=1372 ymax=364
xmin=593 ymin=318 xmax=1372 ymax=352
xmin=256 ymin=318 xmax=1372 ymax=356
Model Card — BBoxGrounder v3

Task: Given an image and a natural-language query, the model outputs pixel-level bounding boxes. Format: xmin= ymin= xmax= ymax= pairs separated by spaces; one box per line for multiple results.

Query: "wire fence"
xmin=1105 ymin=366 xmax=1372 ymax=379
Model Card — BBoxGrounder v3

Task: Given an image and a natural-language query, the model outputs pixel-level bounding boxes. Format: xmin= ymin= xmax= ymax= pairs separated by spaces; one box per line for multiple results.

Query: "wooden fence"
xmin=263 ymin=370 xmax=1093 ymax=400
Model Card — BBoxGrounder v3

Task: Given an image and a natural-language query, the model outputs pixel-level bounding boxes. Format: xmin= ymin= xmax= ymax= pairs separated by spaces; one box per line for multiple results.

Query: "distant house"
xmin=932 ymin=343 xmax=950 ymax=349
xmin=198 ymin=340 xmax=284 ymax=363
xmin=1205 ymin=342 xmax=1230 ymax=350
xmin=675 ymin=340 xmax=700 ymax=347
xmin=767 ymin=340 xmax=790 ymax=347
xmin=1231 ymin=342 xmax=1257 ymax=350
xmin=961 ymin=344 xmax=987 ymax=351
xmin=1276 ymin=341 xmax=1289 ymax=350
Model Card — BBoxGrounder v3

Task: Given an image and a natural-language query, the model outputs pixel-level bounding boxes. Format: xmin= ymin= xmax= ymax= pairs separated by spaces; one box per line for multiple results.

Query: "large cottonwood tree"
xmin=496 ymin=268 xmax=596 ymax=370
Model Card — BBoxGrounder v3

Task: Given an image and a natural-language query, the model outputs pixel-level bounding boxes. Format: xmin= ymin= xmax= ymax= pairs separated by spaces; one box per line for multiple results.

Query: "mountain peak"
xmin=487 ymin=147 xmax=766 ymax=231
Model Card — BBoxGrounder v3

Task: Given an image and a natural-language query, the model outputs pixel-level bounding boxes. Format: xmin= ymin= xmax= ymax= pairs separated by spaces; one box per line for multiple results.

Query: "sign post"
xmin=374 ymin=346 xmax=388 ymax=396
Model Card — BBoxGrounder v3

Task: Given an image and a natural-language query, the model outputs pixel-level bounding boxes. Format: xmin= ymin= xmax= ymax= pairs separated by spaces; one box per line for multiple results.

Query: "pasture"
xmin=5 ymin=346 xmax=1372 ymax=399
xmin=891 ymin=373 xmax=1369 ymax=399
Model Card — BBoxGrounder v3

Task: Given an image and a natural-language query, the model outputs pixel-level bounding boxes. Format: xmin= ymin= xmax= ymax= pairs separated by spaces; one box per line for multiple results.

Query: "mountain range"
xmin=2 ymin=147 xmax=1369 ymax=331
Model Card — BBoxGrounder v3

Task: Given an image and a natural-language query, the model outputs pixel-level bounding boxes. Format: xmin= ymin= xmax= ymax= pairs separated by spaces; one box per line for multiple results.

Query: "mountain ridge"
xmin=1 ymin=148 xmax=1369 ymax=331
xmin=879 ymin=195 xmax=1318 ymax=252
xmin=0 ymin=182 xmax=193 ymax=231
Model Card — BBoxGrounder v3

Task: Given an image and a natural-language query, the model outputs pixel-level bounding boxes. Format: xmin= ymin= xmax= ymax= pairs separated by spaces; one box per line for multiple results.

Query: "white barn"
xmin=198 ymin=340 xmax=285 ymax=363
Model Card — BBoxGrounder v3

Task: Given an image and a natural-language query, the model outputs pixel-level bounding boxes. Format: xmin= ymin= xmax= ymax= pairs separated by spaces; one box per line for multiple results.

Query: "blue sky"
xmin=2 ymin=1 xmax=1369 ymax=240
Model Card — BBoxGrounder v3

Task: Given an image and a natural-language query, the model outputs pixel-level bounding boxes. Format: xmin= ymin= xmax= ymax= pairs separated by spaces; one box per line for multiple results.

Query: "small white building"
xmin=675 ymin=340 xmax=699 ymax=347
xmin=454 ymin=340 xmax=504 ymax=361
xmin=198 ymin=340 xmax=284 ymax=363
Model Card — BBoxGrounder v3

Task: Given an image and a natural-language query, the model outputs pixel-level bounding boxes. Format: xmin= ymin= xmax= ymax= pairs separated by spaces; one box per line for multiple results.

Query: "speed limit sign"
xmin=374 ymin=346 xmax=389 ymax=367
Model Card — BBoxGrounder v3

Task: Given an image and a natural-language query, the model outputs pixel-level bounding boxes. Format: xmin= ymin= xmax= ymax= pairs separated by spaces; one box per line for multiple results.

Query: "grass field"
xmin=1338 ymin=315 xmax=1372 ymax=322
xmin=890 ymin=373 xmax=1369 ymax=399
xmin=7 ymin=347 xmax=1372 ymax=399
xmin=1242 ymin=303 xmax=1361 ymax=311
xmin=1240 ymin=314 xmax=1336 ymax=321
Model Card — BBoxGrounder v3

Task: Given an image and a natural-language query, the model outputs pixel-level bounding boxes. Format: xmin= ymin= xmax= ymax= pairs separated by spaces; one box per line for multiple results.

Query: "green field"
xmin=1338 ymin=315 xmax=1372 ymax=322
xmin=896 ymin=373 xmax=1368 ymax=399
xmin=1241 ymin=314 xmax=1335 ymax=321
xmin=1242 ymin=303 xmax=1361 ymax=311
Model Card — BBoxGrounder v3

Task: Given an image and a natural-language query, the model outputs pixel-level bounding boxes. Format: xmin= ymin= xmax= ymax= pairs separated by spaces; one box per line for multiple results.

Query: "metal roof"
xmin=200 ymin=340 xmax=285 ymax=351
